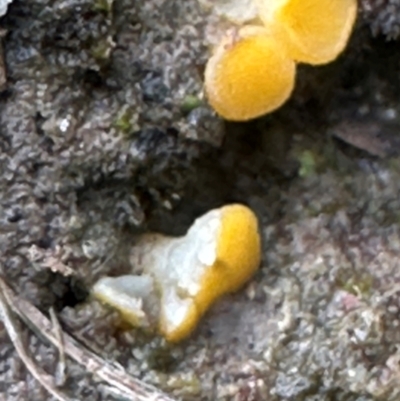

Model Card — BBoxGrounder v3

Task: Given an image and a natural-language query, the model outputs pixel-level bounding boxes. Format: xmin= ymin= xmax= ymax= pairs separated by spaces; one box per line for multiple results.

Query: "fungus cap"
xmin=255 ymin=0 xmax=357 ymax=65
xmin=92 ymin=204 xmax=261 ymax=343
xmin=204 ymin=25 xmax=296 ymax=121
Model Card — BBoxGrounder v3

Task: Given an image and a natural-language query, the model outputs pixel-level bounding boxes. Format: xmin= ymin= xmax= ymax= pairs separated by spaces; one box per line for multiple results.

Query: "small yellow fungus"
xmin=92 ymin=204 xmax=261 ymax=342
xmin=204 ymin=26 xmax=296 ymax=121
xmin=255 ymin=0 xmax=357 ymax=65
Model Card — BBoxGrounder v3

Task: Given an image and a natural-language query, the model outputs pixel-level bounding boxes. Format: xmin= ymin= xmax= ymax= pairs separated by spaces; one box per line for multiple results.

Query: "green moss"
xmin=90 ymin=39 xmax=113 ymax=61
xmin=388 ymin=157 xmax=400 ymax=174
xmin=306 ymin=200 xmax=347 ymax=218
xmin=147 ymin=344 xmax=179 ymax=372
xmin=157 ymin=372 xmax=202 ymax=396
xmin=298 ymin=150 xmax=317 ymax=178
xmin=180 ymin=95 xmax=202 ymax=114
xmin=114 ymin=106 xmax=139 ymax=135
xmin=338 ymin=273 xmax=373 ymax=297
xmin=92 ymin=0 xmax=113 ymax=14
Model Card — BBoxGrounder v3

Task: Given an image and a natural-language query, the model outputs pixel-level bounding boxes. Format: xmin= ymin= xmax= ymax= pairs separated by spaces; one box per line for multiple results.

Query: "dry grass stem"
xmin=50 ymin=306 xmax=67 ymax=386
xmin=0 ymin=277 xmax=177 ymax=401
xmin=0 ymin=281 xmax=75 ymax=401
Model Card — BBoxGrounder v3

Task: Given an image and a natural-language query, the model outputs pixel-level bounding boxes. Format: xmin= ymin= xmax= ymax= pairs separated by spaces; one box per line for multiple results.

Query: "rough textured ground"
xmin=2 ymin=1 xmax=400 ymax=400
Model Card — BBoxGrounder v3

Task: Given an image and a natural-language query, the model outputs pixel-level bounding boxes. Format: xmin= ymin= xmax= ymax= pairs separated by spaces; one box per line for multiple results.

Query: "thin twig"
xmin=50 ymin=306 xmax=67 ymax=386
xmin=0 ymin=277 xmax=176 ymax=401
xmin=0 ymin=283 xmax=74 ymax=401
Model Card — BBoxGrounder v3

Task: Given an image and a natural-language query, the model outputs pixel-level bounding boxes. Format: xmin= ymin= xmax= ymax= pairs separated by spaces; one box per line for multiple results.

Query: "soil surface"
xmin=2 ymin=1 xmax=400 ymax=400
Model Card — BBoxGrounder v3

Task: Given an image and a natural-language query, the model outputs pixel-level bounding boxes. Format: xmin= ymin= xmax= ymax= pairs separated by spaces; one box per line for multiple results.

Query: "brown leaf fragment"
xmin=329 ymin=120 xmax=400 ymax=158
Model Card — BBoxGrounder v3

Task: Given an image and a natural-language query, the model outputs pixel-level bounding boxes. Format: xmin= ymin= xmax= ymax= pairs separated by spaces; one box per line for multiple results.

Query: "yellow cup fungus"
xmin=254 ymin=0 xmax=358 ymax=65
xmin=205 ymin=26 xmax=296 ymax=121
xmin=202 ymin=0 xmax=357 ymax=120
xmin=92 ymin=204 xmax=261 ymax=343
